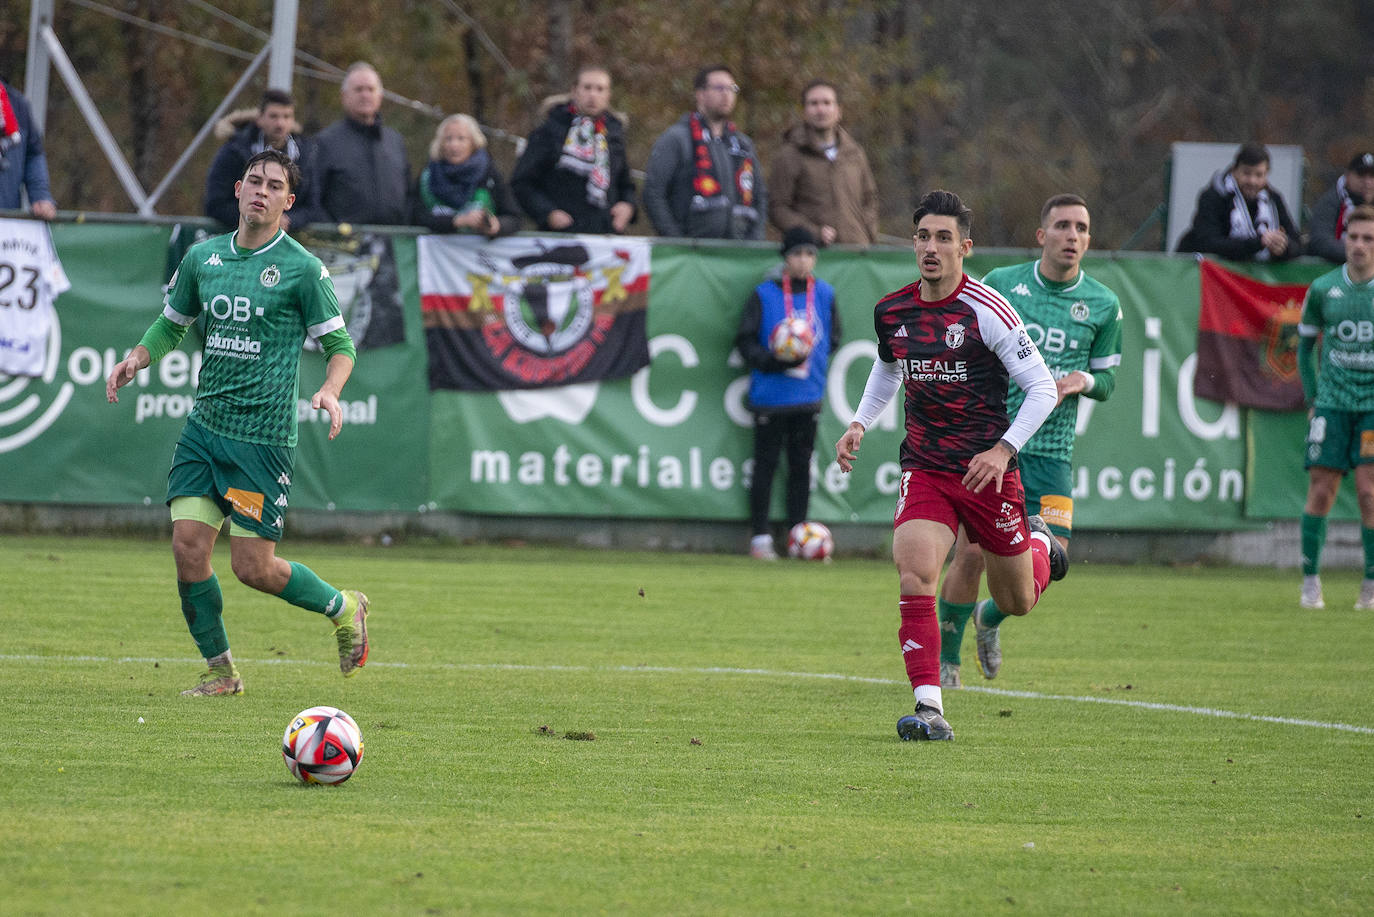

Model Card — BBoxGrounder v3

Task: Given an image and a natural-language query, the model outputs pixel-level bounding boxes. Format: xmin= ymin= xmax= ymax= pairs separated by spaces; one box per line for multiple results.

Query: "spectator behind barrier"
xmin=204 ymin=89 xmax=321 ymax=231
xmin=643 ymin=64 xmax=766 ymax=240
xmin=510 ymin=66 xmax=636 ymax=235
xmin=768 ymin=80 xmax=878 ymax=246
xmin=1176 ymin=141 xmax=1300 ymax=262
xmin=1308 ymin=152 xmax=1374 ymax=264
xmin=0 ymin=77 xmax=56 ymax=220
xmin=412 ymin=114 xmax=520 ymax=238
xmin=310 ymin=62 xmax=411 ymax=226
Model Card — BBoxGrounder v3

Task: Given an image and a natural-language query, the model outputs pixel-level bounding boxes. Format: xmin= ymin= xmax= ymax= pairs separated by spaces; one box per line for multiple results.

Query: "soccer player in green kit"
xmin=106 ymin=149 xmax=369 ymax=696
xmin=937 ymin=194 xmax=1122 ymax=685
xmin=1298 ymin=205 xmax=1374 ymax=611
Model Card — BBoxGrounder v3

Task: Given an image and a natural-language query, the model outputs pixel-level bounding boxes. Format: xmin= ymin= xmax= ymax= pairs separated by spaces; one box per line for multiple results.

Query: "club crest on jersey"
xmin=1071 ymin=301 xmax=1090 ymax=321
xmin=260 ymin=264 xmax=281 ymax=288
xmin=944 ymin=323 xmax=966 ymax=349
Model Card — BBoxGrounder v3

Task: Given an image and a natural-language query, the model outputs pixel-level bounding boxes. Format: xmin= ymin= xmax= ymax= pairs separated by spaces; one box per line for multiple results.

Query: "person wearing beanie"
xmin=1309 ymin=152 xmax=1374 ymax=264
xmin=734 ymin=225 xmax=841 ymax=559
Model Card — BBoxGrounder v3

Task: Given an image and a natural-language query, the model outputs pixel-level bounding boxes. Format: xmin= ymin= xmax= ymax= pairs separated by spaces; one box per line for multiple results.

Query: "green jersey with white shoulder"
xmin=1299 ymin=265 xmax=1374 ymax=412
xmin=983 ymin=259 xmax=1123 ymax=462
xmin=162 ymin=228 xmax=345 ymax=447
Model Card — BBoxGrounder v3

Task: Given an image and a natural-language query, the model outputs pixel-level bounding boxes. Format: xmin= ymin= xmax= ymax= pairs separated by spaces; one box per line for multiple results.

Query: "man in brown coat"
xmin=768 ymin=80 xmax=879 ymax=246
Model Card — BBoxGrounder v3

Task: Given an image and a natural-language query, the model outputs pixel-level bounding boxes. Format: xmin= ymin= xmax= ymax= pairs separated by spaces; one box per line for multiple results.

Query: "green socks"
xmin=1301 ymin=514 xmax=1327 ymax=577
xmin=978 ymin=598 xmax=1009 ymax=629
xmin=938 ymin=599 xmax=976 ymax=665
xmin=179 ymin=574 xmax=228 ymax=659
xmin=1362 ymin=527 xmax=1374 ymax=580
xmin=278 ymin=561 xmax=347 ymax=618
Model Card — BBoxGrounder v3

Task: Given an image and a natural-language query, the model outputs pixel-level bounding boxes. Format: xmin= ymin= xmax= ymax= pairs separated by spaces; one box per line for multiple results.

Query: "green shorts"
xmin=1017 ymin=453 xmax=1073 ymax=539
xmin=1305 ymin=407 xmax=1374 ymax=472
xmin=166 ymin=417 xmax=294 ymax=541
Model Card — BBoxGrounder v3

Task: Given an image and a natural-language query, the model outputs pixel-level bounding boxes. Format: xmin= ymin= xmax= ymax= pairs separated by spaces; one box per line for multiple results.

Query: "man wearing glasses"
xmin=644 ymin=65 xmax=767 ymax=240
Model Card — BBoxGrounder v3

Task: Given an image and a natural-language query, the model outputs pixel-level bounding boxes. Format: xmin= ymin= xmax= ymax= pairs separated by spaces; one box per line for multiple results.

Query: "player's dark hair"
xmin=259 ymin=88 xmax=294 ymax=112
xmin=1347 ymin=204 xmax=1374 ymax=228
xmin=243 ymin=148 xmax=301 ymax=194
xmin=913 ymin=190 xmax=972 ymax=238
xmin=1231 ymin=142 xmax=1270 ymax=170
xmin=694 ymin=65 xmax=735 ymax=91
xmin=801 ymin=79 xmax=839 ymax=106
xmin=1040 ymin=193 xmax=1088 ymax=225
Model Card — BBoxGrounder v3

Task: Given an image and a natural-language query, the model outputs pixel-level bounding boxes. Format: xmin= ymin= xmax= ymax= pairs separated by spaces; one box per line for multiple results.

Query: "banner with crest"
xmin=418 ymin=235 xmax=651 ymax=390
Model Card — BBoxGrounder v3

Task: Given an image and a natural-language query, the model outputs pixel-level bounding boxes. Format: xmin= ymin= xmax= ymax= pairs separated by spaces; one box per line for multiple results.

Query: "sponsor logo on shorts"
xmin=225 ymin=487 xmax=265 ymax=521
xmin=1361 ymin=430 xmax=1374 ymax=459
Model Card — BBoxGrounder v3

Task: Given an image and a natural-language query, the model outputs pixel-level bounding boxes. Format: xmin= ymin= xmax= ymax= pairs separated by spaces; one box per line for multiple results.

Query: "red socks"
xmin=898 ymin=595 xmax=939 ymax=690
xmin=1029 ymin=532 xmax=1052 ymax=605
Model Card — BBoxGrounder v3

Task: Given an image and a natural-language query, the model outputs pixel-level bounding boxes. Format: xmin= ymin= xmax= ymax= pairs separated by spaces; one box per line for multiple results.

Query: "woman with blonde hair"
xmin=413 ymin=114 xmax=520 ymax=237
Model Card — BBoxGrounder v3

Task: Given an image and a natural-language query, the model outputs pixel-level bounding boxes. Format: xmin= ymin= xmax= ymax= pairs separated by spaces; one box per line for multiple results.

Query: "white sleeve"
xmin=851 ymin=358 xmax=903 ymax=429
xmin=969 ymin=288 xmax=1056 ymax=452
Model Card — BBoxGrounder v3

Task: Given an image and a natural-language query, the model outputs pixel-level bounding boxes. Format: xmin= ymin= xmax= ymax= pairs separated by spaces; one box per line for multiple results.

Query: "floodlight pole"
xmin=268 ymin=0 xmax=298 ymax=92
xmin=24 ymin=0 xmax=54 ymax=130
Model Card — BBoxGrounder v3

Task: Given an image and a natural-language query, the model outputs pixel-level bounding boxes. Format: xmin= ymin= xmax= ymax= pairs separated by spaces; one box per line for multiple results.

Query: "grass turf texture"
xmin=3 ymin=535 xmax=1372 ymax=915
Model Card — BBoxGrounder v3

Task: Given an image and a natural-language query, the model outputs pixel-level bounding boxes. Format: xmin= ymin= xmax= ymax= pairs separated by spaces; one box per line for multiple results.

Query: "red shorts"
xmin=893 ymin=467 xmax=1030 ymax=557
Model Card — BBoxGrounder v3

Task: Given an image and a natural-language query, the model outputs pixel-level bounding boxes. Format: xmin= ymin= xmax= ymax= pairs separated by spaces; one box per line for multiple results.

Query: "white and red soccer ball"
xmin=788 ymin=521 xmax=834 ymax=561
xmin=282 ymin=705 xmax=364 ymax=785
xmin=768 ymin=316 xmax=815 ymax=363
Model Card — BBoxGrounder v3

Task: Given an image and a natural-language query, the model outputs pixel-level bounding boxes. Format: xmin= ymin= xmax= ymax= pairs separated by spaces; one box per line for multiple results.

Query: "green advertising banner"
xmin=1 ymin=222 xmax=1338 ymax=529
xmin=0 ymin=223 xmax=429 ymax=513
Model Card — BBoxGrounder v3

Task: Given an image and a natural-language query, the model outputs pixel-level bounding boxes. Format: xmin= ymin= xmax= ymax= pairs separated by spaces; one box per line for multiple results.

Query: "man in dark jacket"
xmin=1176 ymin=142 xmax=1300 ymax=262
xmin=643 ymin=64 xmax=766 ymax=240
xmin=1308 ymin=152 xmax=1374 ymax=264
xmin=510 ymin=67 xmax=636 ymax=234
xmin=309 ymin=62 xmax=411 ymax=226
xmin=0 ymin=77 xmax=56 ymax=219
xmin=203 ymin=89 xmax=320 ymax=230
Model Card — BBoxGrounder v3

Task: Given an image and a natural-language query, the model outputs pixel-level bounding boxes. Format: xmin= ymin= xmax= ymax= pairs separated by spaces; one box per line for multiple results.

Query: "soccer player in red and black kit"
xmin=835 ymin=190 xmax=1067 ymax=741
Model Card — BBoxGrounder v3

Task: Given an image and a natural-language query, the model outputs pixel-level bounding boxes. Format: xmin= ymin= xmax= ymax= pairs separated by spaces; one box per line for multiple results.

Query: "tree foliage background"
xmin=2 ymin=0 xmax=1372 ymax=248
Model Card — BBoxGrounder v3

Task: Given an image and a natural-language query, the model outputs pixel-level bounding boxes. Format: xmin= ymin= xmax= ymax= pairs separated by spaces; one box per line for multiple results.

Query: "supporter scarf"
xmin=689 ymin=112 xmax=754 ymax=207
xmin=556 ymin=105 xmax=610 ymax=209
xmin=421 ymin=148 xmax=491 ymax=215
xmin=782 ymin=272 xmax=817 ymax=327
xmin=1218 ymin=170 xmax=1279 ymax=261
xmin=0 ymin=82 xmax=20 ymax=152
xmin=250 ymin=131 xmax=301 ymax=163
xmin=1335 ymin=174 xmax=1359 ymax=241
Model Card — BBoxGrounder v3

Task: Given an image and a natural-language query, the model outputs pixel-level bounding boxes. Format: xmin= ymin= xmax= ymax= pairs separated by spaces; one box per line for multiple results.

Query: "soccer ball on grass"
xmin=768 ymin=317 xmax=815 ymax=363
xmin=787 ymin=521 xmax=834 ymax=561
xmin=282 ymin=705 xmax=364 ymax=785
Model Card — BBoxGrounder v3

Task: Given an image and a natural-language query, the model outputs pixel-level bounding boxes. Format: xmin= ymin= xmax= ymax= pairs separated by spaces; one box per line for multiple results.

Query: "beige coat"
xmin=767 ymin=124 xmax=878 ymax=245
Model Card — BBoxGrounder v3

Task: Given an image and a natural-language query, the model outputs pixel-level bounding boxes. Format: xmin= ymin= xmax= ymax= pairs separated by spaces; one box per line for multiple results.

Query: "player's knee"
xmin=230 ymin=552 xmax=274 ymax=591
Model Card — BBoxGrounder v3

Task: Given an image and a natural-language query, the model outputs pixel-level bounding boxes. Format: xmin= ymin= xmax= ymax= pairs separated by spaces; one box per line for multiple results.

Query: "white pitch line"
xmin=3 ymin=653 xmax=1372 ymax=735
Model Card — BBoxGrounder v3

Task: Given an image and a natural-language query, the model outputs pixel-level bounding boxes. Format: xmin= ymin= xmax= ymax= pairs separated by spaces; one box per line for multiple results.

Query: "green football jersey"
xmin=1299 ymin=265 xmax=1374 ymax=412
xmin=983 ymin=260 xmax=1123 ymax=462
xmin=163 ymin=229 xmax=345 ymax=447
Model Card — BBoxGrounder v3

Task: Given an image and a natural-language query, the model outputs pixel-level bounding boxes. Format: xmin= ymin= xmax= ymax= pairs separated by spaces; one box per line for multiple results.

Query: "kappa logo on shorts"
xmin=225 ymin=487 xmax=265 ymax=522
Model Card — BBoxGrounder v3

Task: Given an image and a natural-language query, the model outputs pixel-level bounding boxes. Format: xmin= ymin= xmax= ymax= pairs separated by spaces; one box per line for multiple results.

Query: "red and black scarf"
xmin=0 ymin=82 xmax=21 ymax=150
xmin=690 ymin=112 xmax=753 ymax=206
xmin=557 ymin=104 xmax=611 ymax=208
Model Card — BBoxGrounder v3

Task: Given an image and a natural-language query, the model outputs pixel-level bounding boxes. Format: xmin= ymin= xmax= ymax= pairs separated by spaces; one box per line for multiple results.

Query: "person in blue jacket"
xmin=734 ymin=226 xmax=842 ymax=559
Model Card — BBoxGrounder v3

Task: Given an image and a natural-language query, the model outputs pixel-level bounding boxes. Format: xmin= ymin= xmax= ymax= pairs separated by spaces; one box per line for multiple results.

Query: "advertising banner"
xmin=1 ymin=224 xmax=1345 ymax=529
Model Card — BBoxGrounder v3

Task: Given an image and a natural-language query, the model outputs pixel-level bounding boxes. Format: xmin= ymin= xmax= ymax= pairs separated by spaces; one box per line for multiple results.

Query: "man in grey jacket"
xmin=310 ymin=62 xmax=410 ymax=226
xmin=643 ymin=65 xmax=766 ymax=240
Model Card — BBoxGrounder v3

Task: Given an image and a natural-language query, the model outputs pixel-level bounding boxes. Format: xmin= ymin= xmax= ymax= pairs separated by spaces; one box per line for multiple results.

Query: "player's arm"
xmin=310 ymin=327 xmax=357 ymax=440
xmin=1298 ymin=287 xmax=1322 ymax=403
xmin=836 ymin=357 xmax=901 ymax=472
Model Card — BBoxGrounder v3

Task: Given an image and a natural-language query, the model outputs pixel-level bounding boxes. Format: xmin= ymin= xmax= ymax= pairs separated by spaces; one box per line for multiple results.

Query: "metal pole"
xmin=268 ymin=0 xmax=299 ymax=92
xmin=25 ymin=0 xmax=55 ymax=130
xmin=39 ymin=25 xmax=151 ymax=214
xmin=146 ymin=44 xmax=270 ymax=211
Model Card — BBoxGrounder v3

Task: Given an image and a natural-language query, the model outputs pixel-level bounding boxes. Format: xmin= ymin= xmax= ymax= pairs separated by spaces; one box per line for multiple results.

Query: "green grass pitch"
xmin=3 ymin=534 xmax=1372 ymax=915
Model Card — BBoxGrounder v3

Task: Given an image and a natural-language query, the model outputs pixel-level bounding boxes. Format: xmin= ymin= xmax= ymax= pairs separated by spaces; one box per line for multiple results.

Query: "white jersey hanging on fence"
xmin=0 ymin=218 xmax=70 ymax=377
